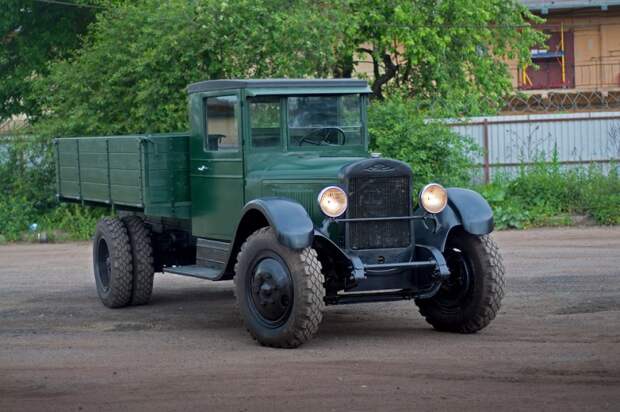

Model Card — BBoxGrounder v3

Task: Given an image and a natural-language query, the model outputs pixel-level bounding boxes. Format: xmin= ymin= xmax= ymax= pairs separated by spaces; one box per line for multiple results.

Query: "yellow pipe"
xmin=560 ymin=22 xmax=566 ymax=84
xmin=522 ymin=64 xmax=532 ymax=87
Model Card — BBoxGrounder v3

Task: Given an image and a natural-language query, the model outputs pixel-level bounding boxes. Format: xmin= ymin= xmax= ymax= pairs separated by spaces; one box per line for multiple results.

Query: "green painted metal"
xmin=188 ymin=91 xmax=245 ymax=241
xmin=242 ymin=91 xmax=370 ymax=225
xmin=56 ymin=79 xmax=373 ymax=240
xmin=244 ymin=86 xmax=371 ymax=96
xmin=55 ymin=133 xmax=190 ymax=219
xmin=188 ymin=85 xmax=371 ymax=240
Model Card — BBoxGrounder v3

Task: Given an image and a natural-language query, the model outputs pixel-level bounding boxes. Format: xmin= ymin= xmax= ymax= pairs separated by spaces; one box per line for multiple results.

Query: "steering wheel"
xmin=298 ymin=127 xmax=346 ymax=146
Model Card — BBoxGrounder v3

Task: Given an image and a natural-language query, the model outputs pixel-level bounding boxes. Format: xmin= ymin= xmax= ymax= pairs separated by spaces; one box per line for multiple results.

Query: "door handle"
xmin=197 ymin=165 xmax=209 ymax=172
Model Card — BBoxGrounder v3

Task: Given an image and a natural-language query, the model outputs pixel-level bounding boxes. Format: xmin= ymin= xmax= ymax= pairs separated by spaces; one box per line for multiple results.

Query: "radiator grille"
xmin=347 ymin=176 xmax=411 ymax=249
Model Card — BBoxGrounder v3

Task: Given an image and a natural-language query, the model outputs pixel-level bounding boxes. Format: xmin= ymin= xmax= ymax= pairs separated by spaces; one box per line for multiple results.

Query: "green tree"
xmin=33 ymin=0 xmax=349 ymax=137
xmin=0 ymin=0 xmax=102 ymax=122
xmin=32 ymin=0 xmax=543 ymax=136
xmin=368 ymin=95 xmax=479 ymax=189
xmin=339 ymin=0 xmax=543 ymax=113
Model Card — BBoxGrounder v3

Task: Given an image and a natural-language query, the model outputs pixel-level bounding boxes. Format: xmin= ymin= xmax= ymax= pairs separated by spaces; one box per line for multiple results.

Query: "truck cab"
xmin=187 ymin=79 xmax=371 ymax=241
xmin=57 ymin=79 xmax=505 ymax=348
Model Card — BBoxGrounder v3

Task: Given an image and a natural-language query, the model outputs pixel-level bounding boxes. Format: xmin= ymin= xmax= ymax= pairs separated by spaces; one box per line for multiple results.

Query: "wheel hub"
xmin=250 ymin=257 xmax=293 ymax=322
xmin=96 ymin=238 xmax=111 ymax=291
xmin=438 ymin=248 xmax=472 ymax=306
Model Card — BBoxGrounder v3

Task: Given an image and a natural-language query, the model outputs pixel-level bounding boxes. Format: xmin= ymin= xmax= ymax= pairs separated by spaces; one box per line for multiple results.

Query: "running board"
xmin=196 ymin=238 xmax=230 ymax=269
xmin=163 ymin=265 xmax=222 ymax=280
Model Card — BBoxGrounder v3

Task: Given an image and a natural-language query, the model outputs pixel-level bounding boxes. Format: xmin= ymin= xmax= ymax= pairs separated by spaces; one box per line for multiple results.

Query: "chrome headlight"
xmin=317 ymin=186 xmax=348 ymax=218
xmin=419 ymin=183 xmax=448 ymax=214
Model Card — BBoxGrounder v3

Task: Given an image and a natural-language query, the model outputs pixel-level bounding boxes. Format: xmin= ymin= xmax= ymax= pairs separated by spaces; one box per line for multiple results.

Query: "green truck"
xmin=55 ymin=79 xmax=505 ymax=348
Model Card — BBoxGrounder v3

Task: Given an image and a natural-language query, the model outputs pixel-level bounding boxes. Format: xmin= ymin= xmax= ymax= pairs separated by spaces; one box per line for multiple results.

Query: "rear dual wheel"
xmin=92 ymin=217 xmax=154 ymax=308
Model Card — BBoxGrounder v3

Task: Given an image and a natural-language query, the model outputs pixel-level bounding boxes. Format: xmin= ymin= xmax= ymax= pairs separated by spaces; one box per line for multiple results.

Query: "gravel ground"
xmin=1 ymin=227 xmax=619 ymax=411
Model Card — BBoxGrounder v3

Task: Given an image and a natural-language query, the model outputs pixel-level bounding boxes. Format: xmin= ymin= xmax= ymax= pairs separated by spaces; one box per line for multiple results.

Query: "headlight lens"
xmin=419 ymin=183 xmax=448 ymax=214
xmin=318 ymin=186 xmax=348 ymax=218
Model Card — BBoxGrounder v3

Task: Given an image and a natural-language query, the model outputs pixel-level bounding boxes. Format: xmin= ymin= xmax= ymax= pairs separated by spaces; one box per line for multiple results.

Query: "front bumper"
xmin=317 ymin=214 xmax=451 ymax=304
xmin=324 ymin=243 xmax=450 ymax=305
xmin=315 ymin=232 xmax=452 ymax=305
xmin=348 ymin=243 xmax=450 ymax=281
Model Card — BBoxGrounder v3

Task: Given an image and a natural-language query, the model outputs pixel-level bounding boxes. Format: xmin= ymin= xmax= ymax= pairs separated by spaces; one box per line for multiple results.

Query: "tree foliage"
xmin=341 ymin=0 xmax=544 ymax=112
xmin=0 ymin=0 xmax=101 ymax=122
xmin=368 ymin=95 xmax=479 ymax=189
xmin=33 ymin=0 xmax=349 ymax=136
xmin=31 ymin=0 xmax=543 ymax=136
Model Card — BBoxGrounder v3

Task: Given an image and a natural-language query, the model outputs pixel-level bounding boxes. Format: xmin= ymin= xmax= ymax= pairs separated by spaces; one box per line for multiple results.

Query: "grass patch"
xmin=476 ymin=162 xmax=620 ymax=230
xmin=0 ymin=199 xmax=106 ymax=242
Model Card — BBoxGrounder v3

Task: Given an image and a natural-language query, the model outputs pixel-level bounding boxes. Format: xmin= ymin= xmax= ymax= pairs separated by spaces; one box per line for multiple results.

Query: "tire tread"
xmin=234 ymin=227 xmax=325 ymax=348
xmin=417 ymin=234 xmax=505 ymax=333
xmin=94 ymin=217 xmax=133 ymax=308
xmin=122 ymin=216 xmax=155 ymax=306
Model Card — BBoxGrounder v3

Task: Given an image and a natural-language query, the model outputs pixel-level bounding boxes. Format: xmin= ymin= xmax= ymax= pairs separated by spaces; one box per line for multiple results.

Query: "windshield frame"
xmin=247 ymin=93 xmax=369 ymax=154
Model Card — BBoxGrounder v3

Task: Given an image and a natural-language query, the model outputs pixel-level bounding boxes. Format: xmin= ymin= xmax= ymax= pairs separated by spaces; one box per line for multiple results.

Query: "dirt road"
xmin=1 ymin=227 xmax=619 ymax=411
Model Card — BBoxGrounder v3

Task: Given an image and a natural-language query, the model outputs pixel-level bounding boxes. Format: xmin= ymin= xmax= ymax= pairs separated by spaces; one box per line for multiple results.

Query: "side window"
xmin=249 ymin=96 xmax=281 ymax=149
xmin=204 ymin=95 xmax=239 ymax=151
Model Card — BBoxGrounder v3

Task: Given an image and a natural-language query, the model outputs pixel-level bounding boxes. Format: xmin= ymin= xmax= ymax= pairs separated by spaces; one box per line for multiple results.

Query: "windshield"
xmin=287 ymin=95 xmax=363 ymax=147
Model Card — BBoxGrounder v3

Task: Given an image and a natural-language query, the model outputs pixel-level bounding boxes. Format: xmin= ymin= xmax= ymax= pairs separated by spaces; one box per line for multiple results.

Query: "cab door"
xmin=189 ymin=91 xmax=244 ymax=240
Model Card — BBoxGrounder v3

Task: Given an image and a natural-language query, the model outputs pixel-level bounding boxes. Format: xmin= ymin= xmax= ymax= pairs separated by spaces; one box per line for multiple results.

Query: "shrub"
xmin=0 ymin=197 xmax=105 ymax=242
xmin=0 ymin=196 xmax=38 ymax=241
xmin=40 ymin=204 xmax=107 ymax=240
xmin=368 ymin=95 xmax=479 ymax=191
xmin=580 ymin=166 xmax=620 ymax=225
xmin=0 ymin=134 xmax=56 ymax=213
xmin=476 ymin=162 xmax=620 ymax=229
xmin=0 ymin=135 xmax=106 ymax=241
xmin=476 ymin=182 xmax=529 ymax=229
xmin=507 ymin=157 xmax=582 ymax=216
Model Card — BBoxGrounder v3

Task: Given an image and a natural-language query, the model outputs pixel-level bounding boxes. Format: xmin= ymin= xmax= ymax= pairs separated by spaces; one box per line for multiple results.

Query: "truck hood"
xmin=245 ymin=154 xmax=368 ymax=224
xmin=249 ymin=154 xmax=367 ymax=182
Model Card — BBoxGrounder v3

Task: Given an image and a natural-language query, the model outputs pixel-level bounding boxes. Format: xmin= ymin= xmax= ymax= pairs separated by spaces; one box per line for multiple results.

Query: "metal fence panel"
xmin=448 ymin=111 xmax=620 ymax=182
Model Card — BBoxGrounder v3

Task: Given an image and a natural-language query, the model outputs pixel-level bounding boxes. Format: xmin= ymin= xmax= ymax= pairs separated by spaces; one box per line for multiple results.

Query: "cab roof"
xmin=187 ymin=78 xmax=370 ymax=94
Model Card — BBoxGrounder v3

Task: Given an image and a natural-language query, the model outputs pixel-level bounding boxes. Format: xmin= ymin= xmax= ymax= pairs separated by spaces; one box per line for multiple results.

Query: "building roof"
xmin=522 ymin=0 xmax=620 ymax=12
xmin=187 ymin=79 xmax=369 ymax=94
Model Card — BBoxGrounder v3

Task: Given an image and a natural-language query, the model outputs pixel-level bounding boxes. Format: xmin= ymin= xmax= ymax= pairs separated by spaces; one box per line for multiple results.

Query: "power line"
xmin=32 ymin=0 xmax=106 ymax=9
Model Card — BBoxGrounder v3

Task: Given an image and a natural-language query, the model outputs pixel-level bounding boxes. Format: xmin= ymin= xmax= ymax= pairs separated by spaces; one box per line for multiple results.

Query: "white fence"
xmin=449 ymin=111 xmax=620 ymax=182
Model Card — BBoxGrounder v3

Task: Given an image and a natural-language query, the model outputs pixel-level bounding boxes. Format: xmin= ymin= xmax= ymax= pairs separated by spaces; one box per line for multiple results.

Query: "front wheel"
xmin=416 ymin=232 xmax=505 ymax=333
xmin=234 ymin=227 xmax=325 ymax=348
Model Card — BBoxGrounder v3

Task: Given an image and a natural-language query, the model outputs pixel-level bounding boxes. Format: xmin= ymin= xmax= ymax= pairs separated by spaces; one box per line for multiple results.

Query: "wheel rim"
xmin=96 ymin=238 xmax=111 ymax=292
xmin=435 ymin=247 xmax=472 ymax=310
xmin=247 ymin=255 xmax=294 ymax=328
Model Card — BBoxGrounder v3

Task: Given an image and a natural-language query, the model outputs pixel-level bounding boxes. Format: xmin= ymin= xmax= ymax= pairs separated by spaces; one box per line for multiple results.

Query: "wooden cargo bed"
xmin=55 ymin=133 xmax=191 ymax=219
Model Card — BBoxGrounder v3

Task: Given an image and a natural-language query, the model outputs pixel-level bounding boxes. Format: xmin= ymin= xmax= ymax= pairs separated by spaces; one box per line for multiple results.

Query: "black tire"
xmin=122 ymin=216 xmax=155 ymax=305
xmin=92 ymin=217 xmax=133 ymax=308
xmin=416 ymin=232 xmax=505 ymax=333
xmin=234 ymin=227 xmax=325 ymax=348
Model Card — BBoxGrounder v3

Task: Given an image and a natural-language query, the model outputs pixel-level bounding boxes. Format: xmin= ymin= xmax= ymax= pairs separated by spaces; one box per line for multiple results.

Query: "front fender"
xmin=414 ymin=188 xmax=494 ymax=251
xmin=241 ymin=198 xmax=314 ymax=250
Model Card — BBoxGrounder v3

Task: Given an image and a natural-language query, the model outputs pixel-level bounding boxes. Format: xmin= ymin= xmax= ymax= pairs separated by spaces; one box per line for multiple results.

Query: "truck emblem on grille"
xmin=364 ymin=163 xmax=394 ymax=172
